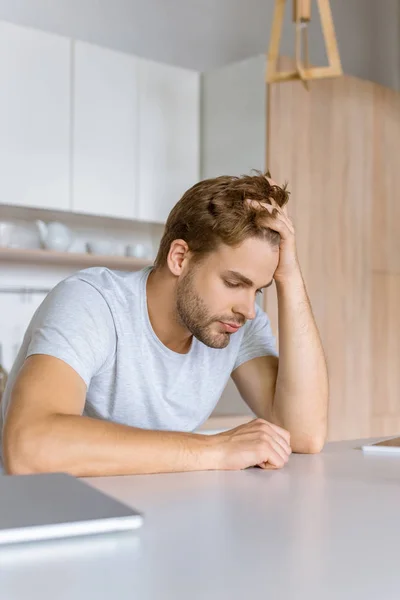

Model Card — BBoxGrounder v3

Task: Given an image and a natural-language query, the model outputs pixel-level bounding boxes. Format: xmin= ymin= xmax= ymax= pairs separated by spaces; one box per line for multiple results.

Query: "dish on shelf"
xmin=0 ymin=220 xmax=41 ymax=249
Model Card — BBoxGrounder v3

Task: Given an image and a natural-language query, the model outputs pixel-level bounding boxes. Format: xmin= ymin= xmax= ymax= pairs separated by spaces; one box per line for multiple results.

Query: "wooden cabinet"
xmin=137 ymin=59 xmax=200 ymax=224
xmin=72 ymin=41 xmax=138 ymax=219
xmin=0 ymin=21 xmax=70 ymax=211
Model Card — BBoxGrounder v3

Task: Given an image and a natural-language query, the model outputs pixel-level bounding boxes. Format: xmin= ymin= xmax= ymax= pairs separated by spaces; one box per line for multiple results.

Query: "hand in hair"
xmin=247 ymin=185 xmax=299 ymax=282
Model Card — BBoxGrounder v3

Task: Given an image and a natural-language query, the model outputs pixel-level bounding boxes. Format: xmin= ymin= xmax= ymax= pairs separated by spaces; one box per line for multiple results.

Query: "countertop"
xmin=1 ymin=437 xmax=400 ymax=599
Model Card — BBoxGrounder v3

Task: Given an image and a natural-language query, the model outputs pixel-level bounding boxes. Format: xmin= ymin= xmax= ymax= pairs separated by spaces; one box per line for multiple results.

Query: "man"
xmin=1 ymin=172 xmax=328 ymax=476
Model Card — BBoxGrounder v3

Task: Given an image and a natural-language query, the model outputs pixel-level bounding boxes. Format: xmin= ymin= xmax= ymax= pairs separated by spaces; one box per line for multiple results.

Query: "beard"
xmin=175 ymin=270 xmax=244 ymax=349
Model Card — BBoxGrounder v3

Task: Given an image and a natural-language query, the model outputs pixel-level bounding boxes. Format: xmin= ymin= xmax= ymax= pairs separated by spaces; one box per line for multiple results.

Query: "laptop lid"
xmin=0 ymin=472 xmax=143 ymax=545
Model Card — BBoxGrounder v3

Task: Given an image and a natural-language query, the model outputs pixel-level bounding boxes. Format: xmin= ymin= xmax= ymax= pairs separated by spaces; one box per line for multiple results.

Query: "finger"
xmin=261 ymin=445 xmax=286 ymax=469
xmin=256 ymin=426 xmax=291 ymax=457
xmin=269 ymin=436 xmax=291 ymax=462
xmin=271 ymin=198 xmax=289 ymax=218
xmin=274 ymin=210 xmax=294 ymax=232
xmin=266 ymin=422 xmax=291 ymax=446
xmin=265 ymin=207 xmax=294 ymax=234
xmin=252 ymin=203 xmax=294 ymax=233
xmin=277 ymin=213 xmax=294 ymax=234
xmin=247 ymin=199 xmax=280 ymax=213
xmin=271 ymin=434 xmax=292 ymax=457
xmin=251 ymin=419 xmax=291 ymax=452
xmin=257 ymin=428 xmax=291 ymax=457
xmin=264 ymin=215 xmax=293 ymax=239
xmin=254 ymin=432 xmax=289 ymax=466
xmin=257 ymin=462 xmax=278 ymax=470
xmin=248 ymin=198 xmax=291 ymax=222
xmin=259 ymin=431 xmax=290 ymax=461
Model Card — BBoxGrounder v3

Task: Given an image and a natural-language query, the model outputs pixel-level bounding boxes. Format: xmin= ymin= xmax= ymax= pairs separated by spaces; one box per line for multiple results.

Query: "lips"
xmin=219 ymin=322 xmax=242 ymax=333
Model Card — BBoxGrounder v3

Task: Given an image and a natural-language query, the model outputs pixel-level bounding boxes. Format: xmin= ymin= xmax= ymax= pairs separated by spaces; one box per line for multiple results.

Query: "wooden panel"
xmin=267 ymin=62 xmax=381 ymax=441
xmin=371 ymin=273 xmax=400 ymax=419
xmin=371 ymin=86 xmax=400 ymax=273
xmin=267 ymin=58 xmax=400 ymax=441
xmin=371 ymin=417 xmax=400 ymax=439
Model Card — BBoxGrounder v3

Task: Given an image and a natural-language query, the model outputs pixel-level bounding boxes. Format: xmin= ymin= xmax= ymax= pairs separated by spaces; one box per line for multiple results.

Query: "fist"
xmin=210 ymin=418 xmax=291 ymax=470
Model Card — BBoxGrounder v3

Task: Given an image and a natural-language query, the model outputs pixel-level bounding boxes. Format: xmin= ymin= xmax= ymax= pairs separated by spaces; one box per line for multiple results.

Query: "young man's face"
xmin=176 ymin=236 xmax=279 ymax=349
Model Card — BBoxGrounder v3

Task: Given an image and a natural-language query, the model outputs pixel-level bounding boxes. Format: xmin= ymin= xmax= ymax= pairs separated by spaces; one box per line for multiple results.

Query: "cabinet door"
xmin=0 ymin=21 xmax=70 ymax=210
xmin=72 ymin=41 xmax=138 ymax=219
xmin=137 ymin=60 xmax=200 ymax=224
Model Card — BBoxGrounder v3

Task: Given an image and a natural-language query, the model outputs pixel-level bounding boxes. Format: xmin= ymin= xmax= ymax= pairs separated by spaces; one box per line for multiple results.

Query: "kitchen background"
xmin=0 ymin=0 xmax=399 ymax=432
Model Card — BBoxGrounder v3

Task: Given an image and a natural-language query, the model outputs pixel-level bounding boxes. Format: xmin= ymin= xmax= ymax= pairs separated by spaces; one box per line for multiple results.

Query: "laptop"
xmin=0 ymin=472 xmax=143 ymax=545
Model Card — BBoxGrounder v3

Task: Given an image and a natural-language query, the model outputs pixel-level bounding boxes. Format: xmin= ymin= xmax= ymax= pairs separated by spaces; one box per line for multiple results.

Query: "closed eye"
xmin=224 ymin=280 xmax=264 ymax=295
xmin=224 ymin=281 xmax=242 ymax=289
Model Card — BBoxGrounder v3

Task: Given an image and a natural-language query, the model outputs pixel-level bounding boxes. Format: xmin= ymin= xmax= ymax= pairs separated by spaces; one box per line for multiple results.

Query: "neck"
xmin=146 ymin=267 xmax=192 ymax=354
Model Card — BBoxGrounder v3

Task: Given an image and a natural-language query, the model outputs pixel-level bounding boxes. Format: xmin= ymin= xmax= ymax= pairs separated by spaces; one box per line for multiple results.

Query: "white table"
xmin=1 ymin=438 xmax=400 ymax=600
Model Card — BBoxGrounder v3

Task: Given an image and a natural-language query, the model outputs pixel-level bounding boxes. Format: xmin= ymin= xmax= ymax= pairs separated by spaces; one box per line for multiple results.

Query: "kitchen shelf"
xmin=0 ymin=247 xmax=153 ymax=270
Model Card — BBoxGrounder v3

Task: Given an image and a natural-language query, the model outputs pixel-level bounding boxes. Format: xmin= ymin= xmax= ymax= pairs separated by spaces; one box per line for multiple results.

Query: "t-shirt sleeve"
xmin=26 ymin=279 xmax=116 ymax=386
xmin=233 ymin=304 xmax=278 ymax=371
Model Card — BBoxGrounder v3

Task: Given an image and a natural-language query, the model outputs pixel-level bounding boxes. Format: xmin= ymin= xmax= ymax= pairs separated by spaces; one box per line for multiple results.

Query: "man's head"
xmin=154 ymin=172 xmax=289 ymax=349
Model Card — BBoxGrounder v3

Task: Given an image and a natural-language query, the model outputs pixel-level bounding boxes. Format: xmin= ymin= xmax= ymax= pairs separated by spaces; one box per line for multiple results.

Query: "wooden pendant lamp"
xmin=266 ymin=0 xmax=342 ymax=85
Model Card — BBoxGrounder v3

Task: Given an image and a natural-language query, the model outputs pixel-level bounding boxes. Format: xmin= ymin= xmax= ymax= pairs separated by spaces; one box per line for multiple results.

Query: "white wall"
xmin=201 ymin=55 xmax=266 ymax=179
xmin=368 ymin=0 xmax=400 ymax=91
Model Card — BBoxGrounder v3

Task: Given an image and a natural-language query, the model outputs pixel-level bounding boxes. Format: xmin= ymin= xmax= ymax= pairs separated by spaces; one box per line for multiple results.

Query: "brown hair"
xmin=154 ymin=170 xmax=289 ymax=268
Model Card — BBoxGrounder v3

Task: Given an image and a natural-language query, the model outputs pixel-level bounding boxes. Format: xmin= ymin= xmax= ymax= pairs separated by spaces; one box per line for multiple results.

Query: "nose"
xmin=233 ymin=294 xmax=257 ymax=322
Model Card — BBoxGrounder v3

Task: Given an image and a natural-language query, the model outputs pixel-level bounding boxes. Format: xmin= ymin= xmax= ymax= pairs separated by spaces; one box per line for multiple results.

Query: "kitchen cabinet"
xmin=0 ymin=22 xmax=200 ymax=224
xmin=137 ymin=59 xmax=200 ymax=224
xmin=0 ymin=21 xmax=70 ymax=211
xmin=72 ymin=41 xmax=138 ymax=219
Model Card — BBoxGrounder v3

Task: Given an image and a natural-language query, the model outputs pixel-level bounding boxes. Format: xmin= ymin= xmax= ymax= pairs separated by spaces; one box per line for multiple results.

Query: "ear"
xmin=167 ymin=239 xmax=190 ymax=276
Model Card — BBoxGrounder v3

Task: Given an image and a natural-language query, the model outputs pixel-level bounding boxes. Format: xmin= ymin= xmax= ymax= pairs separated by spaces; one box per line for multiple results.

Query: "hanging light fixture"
xmin=266 ymin=0 xmax=342 ymax=86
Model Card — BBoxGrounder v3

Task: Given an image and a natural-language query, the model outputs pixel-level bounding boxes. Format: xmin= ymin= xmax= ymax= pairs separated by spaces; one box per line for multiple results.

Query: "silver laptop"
xmin=0 ymin=472 xmax=143 ymax=545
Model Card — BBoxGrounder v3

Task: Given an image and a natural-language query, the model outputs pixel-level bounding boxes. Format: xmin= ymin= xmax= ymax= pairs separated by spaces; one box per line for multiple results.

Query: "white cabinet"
xmin=72 ymin=41 xmax=138 ymax=219
xmin=0 ymin=21 xmax=70 ymax=210
xmin=137 ymin=60 xmax=200 ymax=224
xmin=0 ymin=22 xmax=200 ymax=223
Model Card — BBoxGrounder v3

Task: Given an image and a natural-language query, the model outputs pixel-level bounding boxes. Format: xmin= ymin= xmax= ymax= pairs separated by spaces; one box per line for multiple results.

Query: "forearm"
xmin=4 ymin=414 xmax=216 ymax=477
xmin=273 ymin=271 xmax=328 ymax=452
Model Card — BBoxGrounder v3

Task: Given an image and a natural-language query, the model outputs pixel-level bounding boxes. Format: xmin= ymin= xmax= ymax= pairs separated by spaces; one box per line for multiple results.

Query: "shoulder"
xmin=60 ymin=266 xmax=151 ymax=303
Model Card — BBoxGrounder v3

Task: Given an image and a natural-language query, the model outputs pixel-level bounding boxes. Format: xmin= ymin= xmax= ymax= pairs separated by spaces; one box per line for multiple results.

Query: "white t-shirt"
xmin=0 ymin=267 xmax=278 ymax=465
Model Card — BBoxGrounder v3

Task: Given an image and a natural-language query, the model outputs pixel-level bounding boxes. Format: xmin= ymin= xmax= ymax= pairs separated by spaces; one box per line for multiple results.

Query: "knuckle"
xmin=255 ymin=442 xmax=265 ymax=460
xmin=260 ymin=431 xmax=271 ymax=444
xmin=255 ymin=440 xmax=267 ymax=455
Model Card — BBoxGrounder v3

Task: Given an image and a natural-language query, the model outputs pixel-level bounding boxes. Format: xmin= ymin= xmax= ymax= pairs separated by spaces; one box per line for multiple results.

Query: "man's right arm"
xmin=3 ymin=355 xmax=292 ymax=477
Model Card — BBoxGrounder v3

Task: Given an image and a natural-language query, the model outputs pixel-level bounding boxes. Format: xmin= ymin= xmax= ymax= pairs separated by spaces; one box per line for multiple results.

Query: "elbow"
xmin=291 ymin=414 xmax=328 ymax=454
xmin=291 ymin=432 xmax=326 ymax=455
xmin=3 ymin=425 xmax=51 ymax=475
xmin=4 ymin=457 xmax=34 ymax=476
xmin=300 ymin=437 xmax=325 ymax=454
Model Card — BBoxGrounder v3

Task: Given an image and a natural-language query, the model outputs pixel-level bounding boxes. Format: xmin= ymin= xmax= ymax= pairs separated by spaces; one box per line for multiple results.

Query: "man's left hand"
xmin=247 ymin=196 xmax=300 ymax=282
